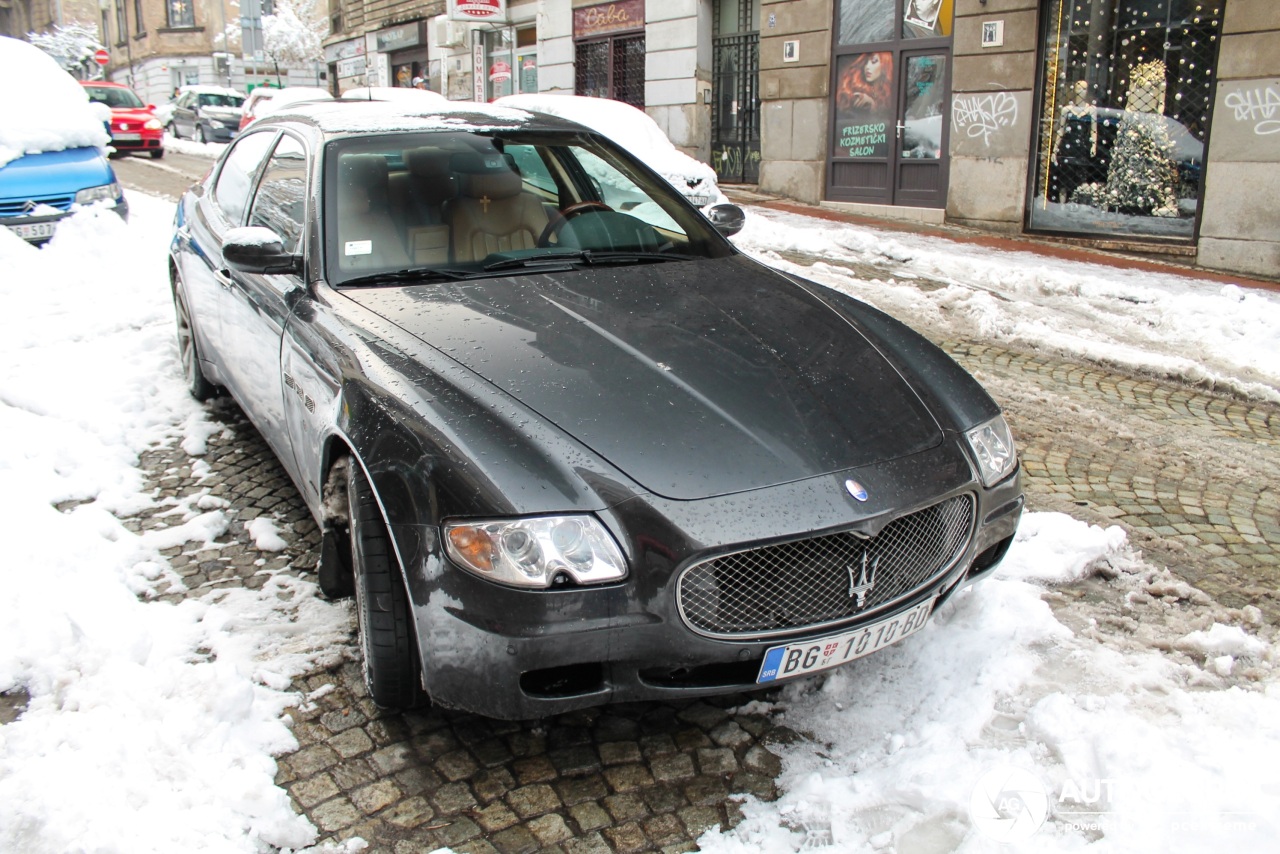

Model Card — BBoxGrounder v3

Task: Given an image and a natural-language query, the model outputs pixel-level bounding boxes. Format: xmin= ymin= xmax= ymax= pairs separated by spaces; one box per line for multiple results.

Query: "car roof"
xmin=82 ymin=80 xmax=129 ymax=88
xmin=183 ymin=85 xmax=244 ymax=96
xmin=258 ymin=98 xmax=590 ymax=137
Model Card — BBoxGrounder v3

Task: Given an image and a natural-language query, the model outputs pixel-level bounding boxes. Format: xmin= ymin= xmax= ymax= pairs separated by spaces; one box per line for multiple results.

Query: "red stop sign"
xmin=94 ymin=48 xmax=109 ymax=66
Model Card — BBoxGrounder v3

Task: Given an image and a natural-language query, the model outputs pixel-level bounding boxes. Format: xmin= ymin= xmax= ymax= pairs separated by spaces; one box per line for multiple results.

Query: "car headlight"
xmin=144 ymin=118 xmax=162 ymax=130
xmin=209 ymin=119 xmax=225 ymax=129
xmin=965 ymin=415 xmax=1017 ymax=487
xmin=75 ymin=183 xmax=120 ymax=206
xmin=444 ymin=515 xmax=627 ymax=589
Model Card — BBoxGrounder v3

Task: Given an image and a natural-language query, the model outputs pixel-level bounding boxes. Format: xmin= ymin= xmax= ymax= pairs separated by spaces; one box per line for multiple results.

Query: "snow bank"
xmin=0 ymin=35 xmax=110 ymax=166
xmin=0 ymin=193 xmax=352 ymax=851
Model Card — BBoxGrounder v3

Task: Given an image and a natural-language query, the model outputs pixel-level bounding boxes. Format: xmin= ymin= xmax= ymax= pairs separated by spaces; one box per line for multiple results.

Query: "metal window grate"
xmin=575 ymin=35 xmax=645 ymax=108
xmin=678 ymin=494 xmax=975 ymax=638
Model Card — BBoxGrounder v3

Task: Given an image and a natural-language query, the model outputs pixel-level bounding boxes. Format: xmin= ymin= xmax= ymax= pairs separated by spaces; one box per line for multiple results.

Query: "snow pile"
xmin=700 ymin=513 xmax=1278 ymax=852
xmin=0 ymin=194 xmax=352 ymax=851
xmin=0 ymin=35 xmax=110 ymax=166
xmin=733 ymin=209 xmax=1280 ymax=402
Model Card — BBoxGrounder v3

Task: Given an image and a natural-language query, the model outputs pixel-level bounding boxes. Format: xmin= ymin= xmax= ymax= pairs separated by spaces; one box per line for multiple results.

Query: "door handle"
xmin=895 ymin=122 xmax=905 ymax=139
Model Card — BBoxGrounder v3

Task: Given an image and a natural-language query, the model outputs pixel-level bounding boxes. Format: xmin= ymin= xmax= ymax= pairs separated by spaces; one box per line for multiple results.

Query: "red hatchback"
xmin=81 ymin=81 xmax=164 ymax=159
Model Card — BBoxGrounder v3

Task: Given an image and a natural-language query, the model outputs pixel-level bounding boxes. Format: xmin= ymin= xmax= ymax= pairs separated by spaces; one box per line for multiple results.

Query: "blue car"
xmin=0 ymin=146 xmax=128 ymax=244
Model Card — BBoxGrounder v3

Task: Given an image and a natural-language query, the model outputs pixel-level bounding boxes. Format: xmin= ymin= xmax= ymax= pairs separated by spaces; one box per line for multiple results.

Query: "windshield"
xmin=322 ymin=130 xmax=733 ymax=287
xmin=85 ymin=85 xmax=144 ymax=109
xmin=198 ymin=93 xmax=245 ymax=108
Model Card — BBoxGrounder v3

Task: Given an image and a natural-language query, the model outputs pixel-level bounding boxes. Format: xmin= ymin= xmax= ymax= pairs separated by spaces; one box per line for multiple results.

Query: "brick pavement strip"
xmin=41 ymin=325 xmax=1276 ymax=852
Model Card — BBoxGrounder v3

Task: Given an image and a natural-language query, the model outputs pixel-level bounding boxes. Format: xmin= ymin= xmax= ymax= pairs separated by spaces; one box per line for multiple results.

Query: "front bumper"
xmin=110 ymin=132 xmax=163 ymax=153
xmin=400 ymin=440 xmax=1023 ymax=720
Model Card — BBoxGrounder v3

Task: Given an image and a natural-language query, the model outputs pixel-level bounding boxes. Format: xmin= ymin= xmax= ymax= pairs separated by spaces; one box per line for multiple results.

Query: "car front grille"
xmin=0 ymin=194 xmax=75 ymax=216
xmin=677 ymin=494 xmax=975 ymax=638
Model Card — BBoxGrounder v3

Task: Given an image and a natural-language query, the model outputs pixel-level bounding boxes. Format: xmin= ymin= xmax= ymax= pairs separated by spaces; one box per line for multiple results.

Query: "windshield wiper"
xmin=484 ymin=250 xmax=591 ymax=272
xmin=483 ymin=250 xmax=695 ymax=272
xmin=340 ymin=267 xmax=474 ymax=288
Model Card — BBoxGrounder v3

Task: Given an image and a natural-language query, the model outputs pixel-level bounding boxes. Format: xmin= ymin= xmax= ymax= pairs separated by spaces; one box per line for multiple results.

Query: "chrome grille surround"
xmin=676 ymin=494 xmax=975 ymax=639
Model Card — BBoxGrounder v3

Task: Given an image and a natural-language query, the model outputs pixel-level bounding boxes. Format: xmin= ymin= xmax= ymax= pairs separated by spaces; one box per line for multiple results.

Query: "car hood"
xmin=344 ymin=256 xmax=943 ymax=501
xmin=109 ymin=106 xmax=155 ymax=126
xmin=0 ymin=147 xmax=111 ymax=201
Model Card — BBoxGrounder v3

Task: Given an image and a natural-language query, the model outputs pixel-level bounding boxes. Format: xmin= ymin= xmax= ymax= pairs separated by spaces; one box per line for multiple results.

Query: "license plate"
xmin=688 ymin=194 xmax=712 ymax=206
xmin=113 ymin=132 xmax=142 ymax=140
xmin=7 ymin=221 xmax=56 ymax=240
xmin=756 ymin=598 xmax=935 ymax=683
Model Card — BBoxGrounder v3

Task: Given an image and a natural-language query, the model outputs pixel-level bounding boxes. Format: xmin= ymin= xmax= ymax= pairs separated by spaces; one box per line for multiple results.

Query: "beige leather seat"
xmin=336 ymin=154 xmax=410 ymax=272
xmin=389 ymin=147 xmax=457 ymax=265
xmin=446 ymin=151 xmax=549 ymax=263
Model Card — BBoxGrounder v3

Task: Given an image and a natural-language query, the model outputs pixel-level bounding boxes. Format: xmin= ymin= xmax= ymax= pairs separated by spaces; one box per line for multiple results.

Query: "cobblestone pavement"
xmin=115 ymin=333 xmax=1278 ymax=852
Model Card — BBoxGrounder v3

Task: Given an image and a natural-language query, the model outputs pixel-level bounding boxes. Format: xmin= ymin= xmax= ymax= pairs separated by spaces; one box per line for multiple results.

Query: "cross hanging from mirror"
xmin=480 ymin=195 xmax=491 ymax=213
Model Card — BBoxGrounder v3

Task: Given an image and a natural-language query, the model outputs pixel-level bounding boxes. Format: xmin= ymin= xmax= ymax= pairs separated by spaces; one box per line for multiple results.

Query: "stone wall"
xmin=1197 ymin=0 xmax=1280 ymax=278
xmin=757 ymin=0 xmax=831 ymax=204
xmin=946 ymin=0 xmax=1039 ymax=232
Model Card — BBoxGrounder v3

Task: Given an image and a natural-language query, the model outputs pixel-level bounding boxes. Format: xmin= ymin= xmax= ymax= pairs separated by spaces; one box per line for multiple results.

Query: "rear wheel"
xmin=347 ymin=460 xmax=429 ymax=709
xmin=172 ymin=277 xmax=217 ymax=401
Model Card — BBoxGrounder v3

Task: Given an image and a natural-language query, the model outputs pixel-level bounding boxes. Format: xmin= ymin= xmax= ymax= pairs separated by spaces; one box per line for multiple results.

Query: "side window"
xmin=213 ymin=131 xmax=276 ymax=227
xmin=248 ymin=134 xmax=308 ymax=254
xmin=504 ymin=144 xmax=557 ymax=196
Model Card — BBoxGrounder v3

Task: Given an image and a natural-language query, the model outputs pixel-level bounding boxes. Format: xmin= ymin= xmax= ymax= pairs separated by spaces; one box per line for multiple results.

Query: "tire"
xmin=166 ymin=121 xmax=178 ymax=139
xmin=347 ymin=460 xmax=428 ymax=709
xmin=151 ymin=148 xmax=165 ymax=160
xmin=195 ymin=124 xmax=207 ymax=144
xmin=172 ymin=278 xmax=217 ymax=401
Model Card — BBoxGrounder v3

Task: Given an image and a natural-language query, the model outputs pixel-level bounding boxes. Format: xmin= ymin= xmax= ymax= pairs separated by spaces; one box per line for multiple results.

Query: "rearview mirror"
xmin=706 ymin=203 xmax=746 ymax=238
xmin=223 ymin=226 xmax=301 ymax=275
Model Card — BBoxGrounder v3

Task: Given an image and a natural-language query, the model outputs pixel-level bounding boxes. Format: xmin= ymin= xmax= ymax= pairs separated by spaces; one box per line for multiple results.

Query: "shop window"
xmin=1030 ymin=0 xmax=1223 ymax=241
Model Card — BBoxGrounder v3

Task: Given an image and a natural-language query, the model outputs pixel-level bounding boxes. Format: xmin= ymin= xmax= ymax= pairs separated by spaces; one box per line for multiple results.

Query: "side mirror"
xmin=146 ymin=103 xmax=156 ymax=111
xmin=706 ymin=203 xmax=746 ymax=238
xmin=223 ymin=226 xmax=301 ymax=275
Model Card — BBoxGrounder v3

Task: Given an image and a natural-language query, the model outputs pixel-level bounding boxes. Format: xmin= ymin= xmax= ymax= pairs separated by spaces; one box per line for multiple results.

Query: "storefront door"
xmin=826 ymin=0 xmax=954 ymax=208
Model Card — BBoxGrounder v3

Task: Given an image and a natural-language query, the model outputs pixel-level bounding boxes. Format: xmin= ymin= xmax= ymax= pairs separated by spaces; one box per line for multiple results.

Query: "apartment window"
xmin=168 ymin=0 xmax=195 ymax=28
xmin=134 ymin=0 xmax=145 ymax=33
xmin=115 ymin=1 xmax=128 ymax=44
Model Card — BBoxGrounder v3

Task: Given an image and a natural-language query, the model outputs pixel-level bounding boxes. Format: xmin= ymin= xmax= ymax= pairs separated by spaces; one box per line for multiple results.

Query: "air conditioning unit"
xmin=435 ymin=19 xmax=468 ymax=48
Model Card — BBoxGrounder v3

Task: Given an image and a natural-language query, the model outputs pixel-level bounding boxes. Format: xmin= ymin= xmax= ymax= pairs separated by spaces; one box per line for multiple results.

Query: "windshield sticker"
xmin=345 ymin=240 xmax=372 ymax=256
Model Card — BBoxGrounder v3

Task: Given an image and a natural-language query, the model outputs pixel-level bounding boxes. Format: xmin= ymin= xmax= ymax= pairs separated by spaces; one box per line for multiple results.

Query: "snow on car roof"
xmin=0 ymin=35 xmax=110 ymax=166
xmin=260 ymin=98 xmax=550 ymax=135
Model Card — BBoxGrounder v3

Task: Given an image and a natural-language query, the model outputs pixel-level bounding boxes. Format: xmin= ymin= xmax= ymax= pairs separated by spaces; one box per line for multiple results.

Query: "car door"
xmin=173 ymin=91 xmax=195 ymax=137
xmin=183 ymin=130 xmax=277 ymax=387
xmin=218 ymin=131 xmax=309 ymax=485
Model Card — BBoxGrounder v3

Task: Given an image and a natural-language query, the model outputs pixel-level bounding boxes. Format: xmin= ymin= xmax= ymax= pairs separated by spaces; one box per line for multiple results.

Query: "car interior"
xmin=326 ymin=131 xmax=712 ymax=282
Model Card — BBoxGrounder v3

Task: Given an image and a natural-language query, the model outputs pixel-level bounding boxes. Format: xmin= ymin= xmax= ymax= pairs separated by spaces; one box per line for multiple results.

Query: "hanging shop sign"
xmin=574 ymin=0 xmax=644 ymax=39
xmin=449 ymin=0 xmax=507 ymax=23
xmin=375 ymin=21 xmax=428 ymax=52
xmin=324 ymin=38 xmax=364 ymax=65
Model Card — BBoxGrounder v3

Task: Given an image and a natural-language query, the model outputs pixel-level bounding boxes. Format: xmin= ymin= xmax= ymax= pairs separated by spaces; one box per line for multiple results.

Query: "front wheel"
xmin=150 ymin=148 xmax=165 ymax=160
xmin=195 ymin=125 xmax=207 ymax=144
xmin=166 ymin=121 xmax=178 ymax=139
xmin=347 ymin=460 xmax=429 ymax=710
xmin=172 ymin=278 xmax=217 ymax=401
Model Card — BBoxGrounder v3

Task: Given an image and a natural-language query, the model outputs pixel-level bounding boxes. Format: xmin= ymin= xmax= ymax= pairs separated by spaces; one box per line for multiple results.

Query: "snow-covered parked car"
xmin=239 ymin=86 xmax=333 ymax=130
xmin=495 ymin=94 xmax=727 ymax=209
xmin=0 ymin=36 xmax=127 ymax=244
xmin=340 ymin=86 xmax=448 ymax=104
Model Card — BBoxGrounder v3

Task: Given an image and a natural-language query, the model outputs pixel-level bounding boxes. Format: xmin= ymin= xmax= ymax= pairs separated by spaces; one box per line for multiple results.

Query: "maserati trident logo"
xmin=844 ymin=478 xmax=868 ymax=501
xmin=848 ymin=553 xmax=878 ymax=608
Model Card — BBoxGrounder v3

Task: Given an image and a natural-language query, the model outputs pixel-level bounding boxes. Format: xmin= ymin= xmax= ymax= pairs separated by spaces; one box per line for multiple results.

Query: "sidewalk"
xmin=723 ymin=186 xmax=1280 ymax=295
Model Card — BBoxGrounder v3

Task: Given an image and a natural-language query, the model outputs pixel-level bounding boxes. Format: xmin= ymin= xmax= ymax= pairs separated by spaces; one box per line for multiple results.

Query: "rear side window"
xmin=248 ymin=134 xmax=308 ymax=253
xmin=213 ymin=131 xmax=276 ymax=227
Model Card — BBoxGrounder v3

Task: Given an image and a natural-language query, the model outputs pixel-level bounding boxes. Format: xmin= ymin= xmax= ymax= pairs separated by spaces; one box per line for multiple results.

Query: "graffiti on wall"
xmin=1223 ymin=85 xmax=1280 ymax=136
xmin=952 ymin=92 xmax=1019 ymax=146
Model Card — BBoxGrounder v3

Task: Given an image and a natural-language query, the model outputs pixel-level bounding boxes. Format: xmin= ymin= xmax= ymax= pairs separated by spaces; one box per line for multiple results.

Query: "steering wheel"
xmin=537 ymin=200 xmax=615 ymax=246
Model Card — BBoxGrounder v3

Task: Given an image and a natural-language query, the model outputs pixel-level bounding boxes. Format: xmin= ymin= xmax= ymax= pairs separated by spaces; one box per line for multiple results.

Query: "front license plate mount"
xmin=756 ymin=598 xmax=935 ymax=683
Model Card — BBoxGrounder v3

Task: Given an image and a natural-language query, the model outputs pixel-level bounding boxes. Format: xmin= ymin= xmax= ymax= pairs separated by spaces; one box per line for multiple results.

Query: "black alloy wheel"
xmin=346 ymin=460 xmax=429 ymax=709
